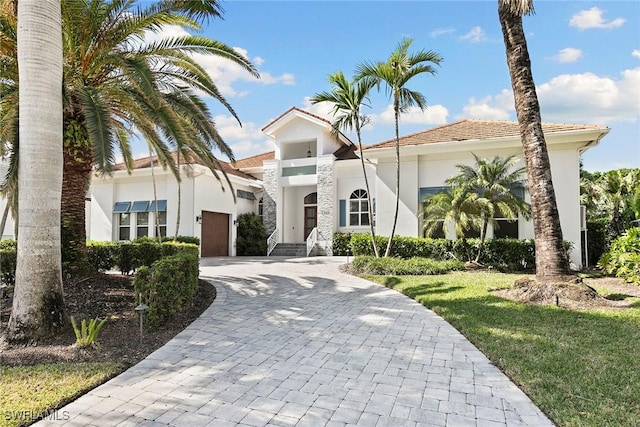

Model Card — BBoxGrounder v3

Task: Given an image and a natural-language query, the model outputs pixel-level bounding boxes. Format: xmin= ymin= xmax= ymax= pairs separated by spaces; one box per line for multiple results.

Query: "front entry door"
xmin=304 ymin=206 xmax=317 ymax=240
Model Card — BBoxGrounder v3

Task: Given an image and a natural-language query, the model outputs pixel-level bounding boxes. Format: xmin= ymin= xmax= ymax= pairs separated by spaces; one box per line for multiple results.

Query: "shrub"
xmin=112 ymin=239 xmax=199 ymax=275
xmin=0 ymin=242 xmax=16 ymax=286
xmin=133 ymin=252 xmax=199 ymax=330
xmin=350 ymin=255 xmax=464 ymax=275
xmin=236 ymin=213 xmax=267 ymax=256
xmin=587 ymin=219 xmax=608 ymax=267
xmin=332 ymin=232 xmax=352 ymax=256
xmin=162 ymin=235 xmax=201 ymax=246
xmin=70 ymin=316 xmax=107 ymax=347
xmin=86 ymin=241 xmax=119 ymax=272
xmin=598 ymin=227 xmax=640 ymax=285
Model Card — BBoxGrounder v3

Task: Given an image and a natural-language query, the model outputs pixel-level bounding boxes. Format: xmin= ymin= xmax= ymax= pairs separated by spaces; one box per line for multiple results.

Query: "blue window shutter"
xmin=113 ymin=202 xmax=131 ymax=213
xmin=339 ymin=200 xmax=346 ymax=227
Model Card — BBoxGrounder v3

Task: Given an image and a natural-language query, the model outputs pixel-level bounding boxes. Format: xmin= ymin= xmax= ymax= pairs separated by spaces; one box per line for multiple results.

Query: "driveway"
xmin=39 ymin=257 xmax=552 ymax=426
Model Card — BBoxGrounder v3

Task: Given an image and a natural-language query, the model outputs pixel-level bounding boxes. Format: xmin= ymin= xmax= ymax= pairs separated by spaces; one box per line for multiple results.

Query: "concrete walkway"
xmin=39 ymin=257 xmax=553 ymax=427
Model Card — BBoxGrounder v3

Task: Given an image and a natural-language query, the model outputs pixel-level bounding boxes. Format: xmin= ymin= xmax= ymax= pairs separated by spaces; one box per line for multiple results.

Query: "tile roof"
xmin=365 ymin=119 xmax=609 ymax=150
xmin=111 ymin=151 xmax=257 ymax=181
xmin=232 ymin=151 xmax=275 ymax=169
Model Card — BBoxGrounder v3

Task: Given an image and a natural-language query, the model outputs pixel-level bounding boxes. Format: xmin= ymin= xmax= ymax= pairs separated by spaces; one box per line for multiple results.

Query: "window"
xmin=136 ymin=212 xmax=149 ymax=238
xmin=258 ymin=197 xmax=264 ymax=220
xmin=155 ymin=211 xmax=167 ymax=238
xmin=494 ymin=208 xmax=519 ymax=239
xmin=118 ymin=213 xmax=131 ymax=241
xmin=113 ymin=200 xmax=167 ymax=241
xmin=349 ymin=189 xmax=369 ymax=226
xmin=237 ymin=189 xmax=256 ymax=200
xmin=420 ymin=186 xmax=448 ymax=238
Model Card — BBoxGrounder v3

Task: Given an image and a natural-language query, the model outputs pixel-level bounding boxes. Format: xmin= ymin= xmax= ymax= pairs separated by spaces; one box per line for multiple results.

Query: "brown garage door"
xmin=201 ymin=211 xmax=229 ymax=256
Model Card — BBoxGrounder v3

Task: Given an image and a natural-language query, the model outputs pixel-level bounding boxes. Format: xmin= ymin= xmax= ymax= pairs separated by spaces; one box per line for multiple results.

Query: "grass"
xmin=365 ymin=271 xmax=640 ymax=427
xmin=0 ymin=362 xmax=122 ymax=427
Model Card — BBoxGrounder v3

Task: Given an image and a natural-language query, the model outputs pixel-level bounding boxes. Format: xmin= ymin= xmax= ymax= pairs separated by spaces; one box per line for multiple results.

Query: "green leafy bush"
xmin=70 ymin=316 xmax=107 ymax=347
xmin=350 ymin=255 xmax=464 ymax=275
xmin=236 ymin=213 xmax=267 ymax=256
xmin=86 ymin=241 xmax=119 ymax=272
xmin=0 ymin=242 xmax=16 ymax=286
xmin=162 ymin=235 xmax=201 ymax=246
xmin=133 ymin=252 xmax=199 ymax=329
xmin=332 ymin=232 xmax=352 ymax=256
xmin=598 ymin=227 xmax=640 ymax=285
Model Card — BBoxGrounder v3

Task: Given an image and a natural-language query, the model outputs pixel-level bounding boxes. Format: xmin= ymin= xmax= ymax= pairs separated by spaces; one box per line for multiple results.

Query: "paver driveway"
xmin=39 ymin=257 xmax=553 ymax=427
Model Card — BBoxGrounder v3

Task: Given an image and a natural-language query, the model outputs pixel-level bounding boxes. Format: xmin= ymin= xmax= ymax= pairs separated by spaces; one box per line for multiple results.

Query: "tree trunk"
xmin=499 ymin=3 xmax=570 ymax=282
xmin=7 ymin=0 xmax=65 ymax=342
xmin=174 ymin=150 xmax=181 ymax=240
xmin=384 ymin=96 xmax=401 ymax=257
xmin=61 ymin=118 xmax=93 ymax=278
xmin=356 ymin=121 xmax=379 ymax=258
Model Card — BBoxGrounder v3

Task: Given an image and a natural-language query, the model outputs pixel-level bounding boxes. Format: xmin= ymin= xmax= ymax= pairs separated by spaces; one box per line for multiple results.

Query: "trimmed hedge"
xmin=336 ymin=232 xmax=569 ymax=272
xmin=133 ymin=251 xmax=200 ymax=330
xmin=350 ymin=256 xmax=465 ymax=275
xmin=0 ymin=240 xmax=16 ymax=286
xmin=87 ymin=238 xmax=199 ymax=275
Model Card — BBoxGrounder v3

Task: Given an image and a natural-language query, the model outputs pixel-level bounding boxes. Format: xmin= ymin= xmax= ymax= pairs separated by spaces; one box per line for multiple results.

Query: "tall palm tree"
xmin=448 ymin=154 xmax=531 ymax=261
xmin=7 ymin=0 xmax=65 ymax=341
xmin=498 ymin=0 xmax=569 ymax=281
xmin=36 ymin=0 xmax=256 ymax=275
xmin=356 ymin=38 xmax=442 ymax=257
xmin=310 ymin=72 xmax=379 ymax=257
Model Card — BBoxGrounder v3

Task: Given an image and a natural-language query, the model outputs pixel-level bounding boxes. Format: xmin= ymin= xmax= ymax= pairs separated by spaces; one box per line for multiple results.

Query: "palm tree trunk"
xmin=7 ymin=0 xmax=65 ymax=342
xmin=384 ymin=97 xmax=401 ymax=257
xmin=174 ymin=150 xmax=181 ymax=240
xmin=0 ymin=202 xmax=10 ymax=239
xmin=149 ymin=147 xmax=161 ymax=241
xmin=356 ymin=121 xmax=379 ymax=258
xmin=61 ymin=118 xmax=93 ymax=278
xmin=499 ymin=3 xmax=569 ymax=281
xmin=475 ymin=217 xmax=490 ymax=262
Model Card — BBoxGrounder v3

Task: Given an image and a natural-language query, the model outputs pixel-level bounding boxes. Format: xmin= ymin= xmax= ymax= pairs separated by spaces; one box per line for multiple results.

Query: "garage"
xmin=201 ymin=211 xmax=230 ymax=257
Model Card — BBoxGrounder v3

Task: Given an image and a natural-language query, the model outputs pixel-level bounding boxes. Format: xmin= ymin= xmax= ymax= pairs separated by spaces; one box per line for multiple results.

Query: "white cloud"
xmin=569 ymin=7 xmax=625 ymax=30
xmin=550 ymin=47 xmax=584 ymax=63
xmin=463 ymin=69 xmax=640 ymax=125
xmin=301 ymin=97 xmax=336 ymax=121
xmin=536 ymin=68 xmax=640 ymax=124
xmin=430 ymin=28 xmax=455 ymax=37
xmin=460 ymin=91 xmax=514 ymax=121
xmin=213 ymin=114 xmax=273 ymax=159
xmin=373 ymin=104 xmax=449 ymax=126
xmin=142 ymin=25 xmax=295 ymax=98
xmin=633 ymin=49 xmax=640 ymax=59
xmin=459 ymin=26 xmax=488 ymax=43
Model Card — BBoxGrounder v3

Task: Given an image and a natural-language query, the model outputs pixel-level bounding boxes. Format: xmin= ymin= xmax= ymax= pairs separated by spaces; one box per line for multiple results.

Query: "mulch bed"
xmin=0 ymin=274 xmax=216 ymax=367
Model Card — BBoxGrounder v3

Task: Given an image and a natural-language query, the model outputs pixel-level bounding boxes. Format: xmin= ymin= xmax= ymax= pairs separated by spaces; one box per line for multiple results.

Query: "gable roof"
xmin=111 ymin=151 xmax=257 ymax=181
xmin=232 ymin=151 xmax=275 ymax=169
xmin=261 ymin=106 xmax=353 ymax=146
xmin=365 ymin=119 xmax=610 ymax=150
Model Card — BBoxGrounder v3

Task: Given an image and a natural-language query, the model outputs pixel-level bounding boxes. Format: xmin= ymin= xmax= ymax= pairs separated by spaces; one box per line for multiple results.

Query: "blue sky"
xmin=146 ymin=0 xmax=639 ymax=172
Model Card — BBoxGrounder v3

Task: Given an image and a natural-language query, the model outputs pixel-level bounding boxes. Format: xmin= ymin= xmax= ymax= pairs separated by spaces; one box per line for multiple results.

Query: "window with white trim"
xmin=349 ymin=189 xmax=369 ymax=226
xmin=118 ymin=213 xmax=131 ymax=241
xmin=136 ymin=212 xmax=149 ymax=238
xmin=155 ymin=211 xmax=167 ymax=238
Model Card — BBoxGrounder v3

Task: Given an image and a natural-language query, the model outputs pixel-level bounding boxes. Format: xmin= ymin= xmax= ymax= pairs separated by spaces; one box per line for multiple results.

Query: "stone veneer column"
xmin=262 ymin=162 xmax=278 ymax=236
xmin=316 ymin=157 xmax=334 ymax=249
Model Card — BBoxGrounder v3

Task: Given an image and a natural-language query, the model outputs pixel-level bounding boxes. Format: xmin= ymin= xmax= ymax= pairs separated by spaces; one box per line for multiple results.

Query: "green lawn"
xmin=366 ymin=271 xmax=640 ymax=427
xmin=0 ymin=363 xmax=122 ymax=427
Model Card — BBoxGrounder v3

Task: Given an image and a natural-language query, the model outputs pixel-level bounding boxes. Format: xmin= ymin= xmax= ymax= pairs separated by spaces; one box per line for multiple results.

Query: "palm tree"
xmin=356 ymin=38 xmax=442 ymax=257
xmin=498 ymin=0 xmax=569 ymax=281
xmin=50 ymin=0 xmax=257 ymax=275
xmin=422 ymin=185 xmax=481 ymax=240
xmin=7 ymin=0 xmax=65 ymax=341
xmin=448 ymin=154 xmax=531 ymax=261
xmin=310 ymin=72 xmax=379 ymax=257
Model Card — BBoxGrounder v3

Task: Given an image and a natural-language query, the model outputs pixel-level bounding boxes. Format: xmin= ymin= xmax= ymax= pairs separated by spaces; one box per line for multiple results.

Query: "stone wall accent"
xmin=316 ymin=157 xmax=334 ymax=249
xmin=262 ymin=163 xmax=278 ymax=236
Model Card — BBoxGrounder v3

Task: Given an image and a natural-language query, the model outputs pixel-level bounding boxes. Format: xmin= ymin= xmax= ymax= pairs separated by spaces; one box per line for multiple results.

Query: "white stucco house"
xmin=83 ymin=106 xmax=609 ymax=268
